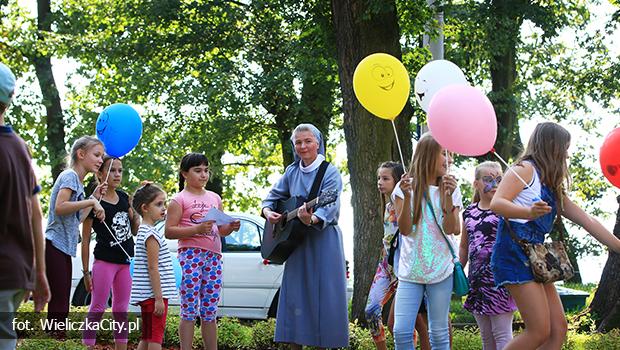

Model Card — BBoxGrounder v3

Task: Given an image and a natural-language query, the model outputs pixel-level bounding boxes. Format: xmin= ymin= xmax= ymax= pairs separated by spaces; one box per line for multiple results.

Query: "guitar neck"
xmin=287 ymin=197 xmax=320 ymax=221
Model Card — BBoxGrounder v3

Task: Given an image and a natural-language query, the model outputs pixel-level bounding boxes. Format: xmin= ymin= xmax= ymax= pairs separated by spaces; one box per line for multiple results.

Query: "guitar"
xmin=261 ymin=190 xmax=338 ymax=264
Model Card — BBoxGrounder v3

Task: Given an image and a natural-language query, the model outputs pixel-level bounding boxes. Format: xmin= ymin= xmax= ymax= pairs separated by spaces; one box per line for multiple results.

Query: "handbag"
xmin=424 ymin=193 xmax=469 ymax=297
xmin=387 ymin=230 xmax=399 ymax=267
xmin=505 ymin=213 xmax=574 ymax=284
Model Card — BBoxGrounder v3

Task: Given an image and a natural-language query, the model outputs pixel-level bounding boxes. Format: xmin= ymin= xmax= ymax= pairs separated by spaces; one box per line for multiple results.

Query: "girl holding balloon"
xmin=365 ymin=161 xmax=431 ymax=350
xmin=44 ymin=136 xmax=107 ymax=337
xmin=81 ymin=155 xmax=140 ymax=349
xmin=490 ymin=122 xmax=620 ymax=350
xmin=392 ymin=132 xmax=462 ymax=350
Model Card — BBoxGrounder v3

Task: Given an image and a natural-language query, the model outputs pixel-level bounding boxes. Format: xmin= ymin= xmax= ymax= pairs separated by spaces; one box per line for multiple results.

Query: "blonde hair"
xmin=70 ymin=136 xmax=104 ymax=167
xmin=517 ymin=122 xmax=571 ymax=204
xmin=407 ymin=132 xmax=443 ymax=225
xmin=472 ymin=161 xmax=502 ymax=203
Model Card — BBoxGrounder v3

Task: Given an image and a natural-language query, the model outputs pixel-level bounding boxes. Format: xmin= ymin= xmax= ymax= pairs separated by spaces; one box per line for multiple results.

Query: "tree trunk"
xmin=590 ymin=195 xmax=620 ymax=332
xmin=271 ymin=75 xmax=334 ymax=170
xmin=34 ymin=0 xmax=66 ymax=181
xmin=486 ymin=0 xmax=526 ymax=160
xmin=331 ymin=0 xmax=413 ymax=324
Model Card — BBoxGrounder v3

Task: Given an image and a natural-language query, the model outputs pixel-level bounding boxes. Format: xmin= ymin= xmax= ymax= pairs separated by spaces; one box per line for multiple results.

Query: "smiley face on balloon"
xmin=372 ymin=64 xmax=395 ymax=91
xmin=353 ymin=53 xmax=410 ymax=121
xmin=96 ymin=112 xmax=110 ymax=137
xmin=96 ymin=103 xmax=143 ymax=158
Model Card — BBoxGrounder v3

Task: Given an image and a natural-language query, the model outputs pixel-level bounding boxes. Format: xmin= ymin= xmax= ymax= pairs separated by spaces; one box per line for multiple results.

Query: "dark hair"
xmin=178 ymin=153 xmax=210 ymax=191
xmin=97 ymin=154 xmax=117 ymax=183
xmin=99 ymin=154 xmax=115 ymax=171
xmin=377 ymin=161 xmax=405 ymax=213
xmin=132 ymin=182 xmax=165 ymax=216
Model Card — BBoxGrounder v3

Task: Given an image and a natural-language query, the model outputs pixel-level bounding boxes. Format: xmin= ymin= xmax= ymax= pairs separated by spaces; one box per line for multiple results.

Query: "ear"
xmin=77 ymin=148 xmax=86 ymax=160
xmin=140 ymin=203 xmax=148 ymax=214
xmin=181 ymin=170 xmax=188 ymax=180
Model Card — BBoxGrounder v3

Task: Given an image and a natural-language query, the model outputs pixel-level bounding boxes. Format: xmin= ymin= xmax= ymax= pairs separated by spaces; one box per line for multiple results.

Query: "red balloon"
xmin=600 ymin=127 xmax=620 ymax=188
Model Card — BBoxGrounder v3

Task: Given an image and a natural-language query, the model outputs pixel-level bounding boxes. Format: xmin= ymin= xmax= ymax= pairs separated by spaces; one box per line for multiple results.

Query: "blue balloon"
xmin=96 ymin=103 xmax=142 ymax=158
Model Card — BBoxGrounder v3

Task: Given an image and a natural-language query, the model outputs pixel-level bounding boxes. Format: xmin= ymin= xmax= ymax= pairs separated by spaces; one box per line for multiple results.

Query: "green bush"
xmin=452 ymin=327 xmax=482 ymax=350
xmin=18 ymin=339 xmax=84 ymax=350
xmin=348 ymin=320 xmax=376 ymax=350
xmin=583 ymin=329 xmax=620 ymax=350
xmin=251 ymin=318 xmax=283 ymax=350
xmin=218 ymin=317 xmax=253 ymax=349
xmin=163 ymin=313 xmax=181 ymax=346
xmin=15 ymin=300 xmax=620 ymax=349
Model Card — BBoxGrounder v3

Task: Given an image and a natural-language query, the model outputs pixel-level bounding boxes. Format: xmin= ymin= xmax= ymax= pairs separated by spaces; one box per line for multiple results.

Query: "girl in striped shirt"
xmin=130 ymin=183 xmax=177 ymax=350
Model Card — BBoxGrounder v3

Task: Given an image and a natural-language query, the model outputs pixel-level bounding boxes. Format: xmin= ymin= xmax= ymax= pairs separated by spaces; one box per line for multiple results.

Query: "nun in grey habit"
xmin=261 ymin=123 xmax=349 ymax=348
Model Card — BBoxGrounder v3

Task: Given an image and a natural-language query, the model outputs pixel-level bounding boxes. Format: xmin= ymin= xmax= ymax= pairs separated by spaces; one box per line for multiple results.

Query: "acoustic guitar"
xmin=261 ymin=190 xmax=338 ymax=264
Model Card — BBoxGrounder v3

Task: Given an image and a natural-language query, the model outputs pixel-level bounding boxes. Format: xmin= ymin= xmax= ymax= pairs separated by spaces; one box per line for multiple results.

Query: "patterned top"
xmin=462 ymin=203 xmax=516 ymax=315
xmin=381 ymin=202 xmax=399 ymax=255
xmin=45 ymin=169 xmax=85 ymax=257
xmin=130 ymin=224 xmax=177 ymax=304
xmin=90 ymin=190 xmax=134 ymax=264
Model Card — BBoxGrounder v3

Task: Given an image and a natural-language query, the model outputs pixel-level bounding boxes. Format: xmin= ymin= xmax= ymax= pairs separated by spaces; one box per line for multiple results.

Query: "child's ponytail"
xmin=179 ymin=173 xmax=186 ymax=192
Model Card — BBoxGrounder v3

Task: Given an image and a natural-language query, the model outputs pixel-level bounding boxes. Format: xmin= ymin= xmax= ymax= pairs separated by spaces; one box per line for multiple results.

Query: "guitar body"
xmin=261 ymin=189 xmax=337 ymax=264
xmin=261 ymin=196 xmax=307 ymax=264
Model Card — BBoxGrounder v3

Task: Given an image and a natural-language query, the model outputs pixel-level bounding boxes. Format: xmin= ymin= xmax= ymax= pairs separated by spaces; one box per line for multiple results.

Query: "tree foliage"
xmin=3 ymin=0 xmax=620 ymax=330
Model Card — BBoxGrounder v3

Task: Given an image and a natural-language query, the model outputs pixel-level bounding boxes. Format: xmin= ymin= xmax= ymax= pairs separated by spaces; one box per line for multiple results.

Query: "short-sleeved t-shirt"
xmin=392 ymin=184 xmax=463 ymax=284
xmin=130 ymin=224 xmax=177 ymax=304
xmin=0 ymin=126 xmax=40 ymax=290
xmin=45 ymin=168 xmax=85 ymax=257
xmin=90 ymin=190 xmax=134 ymax=264
xmin=171 ymin=190 xmax=222 ymax=254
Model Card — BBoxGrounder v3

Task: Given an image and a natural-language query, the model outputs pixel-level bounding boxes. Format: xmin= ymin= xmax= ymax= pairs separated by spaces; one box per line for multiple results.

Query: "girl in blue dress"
xmin=491 ymin=122 xmax=620 ymax=350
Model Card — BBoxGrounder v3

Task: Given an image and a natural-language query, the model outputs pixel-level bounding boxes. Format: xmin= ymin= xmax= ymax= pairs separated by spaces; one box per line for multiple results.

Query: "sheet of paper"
xmin=200 ymin=207 xmax=237 ymax=225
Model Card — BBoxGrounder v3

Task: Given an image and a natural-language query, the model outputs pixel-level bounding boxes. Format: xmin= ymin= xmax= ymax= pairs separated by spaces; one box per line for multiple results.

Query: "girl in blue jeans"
xmin=491 ymin=122 xmax=620 ymax=350
xmin=393 ymin=133 xmax=462 ymax=350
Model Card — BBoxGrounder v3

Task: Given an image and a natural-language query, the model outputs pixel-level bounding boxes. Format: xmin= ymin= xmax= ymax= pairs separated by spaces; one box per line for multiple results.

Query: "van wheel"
xmin=267 ymin=290 xmax=280 ymax=318
xmin=71 ymin=277 xmax=91 ymax=307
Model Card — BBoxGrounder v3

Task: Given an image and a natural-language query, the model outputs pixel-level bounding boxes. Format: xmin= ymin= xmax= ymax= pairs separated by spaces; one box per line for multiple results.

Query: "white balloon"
xmin=414 ymin=60 xmax=469 ymax=112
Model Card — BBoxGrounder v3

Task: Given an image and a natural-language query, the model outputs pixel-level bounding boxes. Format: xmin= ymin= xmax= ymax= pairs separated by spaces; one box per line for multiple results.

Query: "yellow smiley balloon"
xmin=353 ymin=53 xmax=410 ymax=120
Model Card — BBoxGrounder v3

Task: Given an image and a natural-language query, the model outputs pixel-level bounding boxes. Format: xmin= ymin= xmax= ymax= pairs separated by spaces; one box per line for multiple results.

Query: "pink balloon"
xmin=427 ymin=85 xmax=497 ymax=156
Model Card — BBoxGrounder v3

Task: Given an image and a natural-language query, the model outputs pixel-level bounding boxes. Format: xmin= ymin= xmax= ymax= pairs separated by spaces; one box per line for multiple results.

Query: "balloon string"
xmin=491 ymin=150 xmax=541 ymax=202
xmin=95 ymin=157 xmax=132 ymax=262
xmin=102 ymin=158 xmax=113 ymax=185
xmin=391 ymin=120 xmax=407 ymax=173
